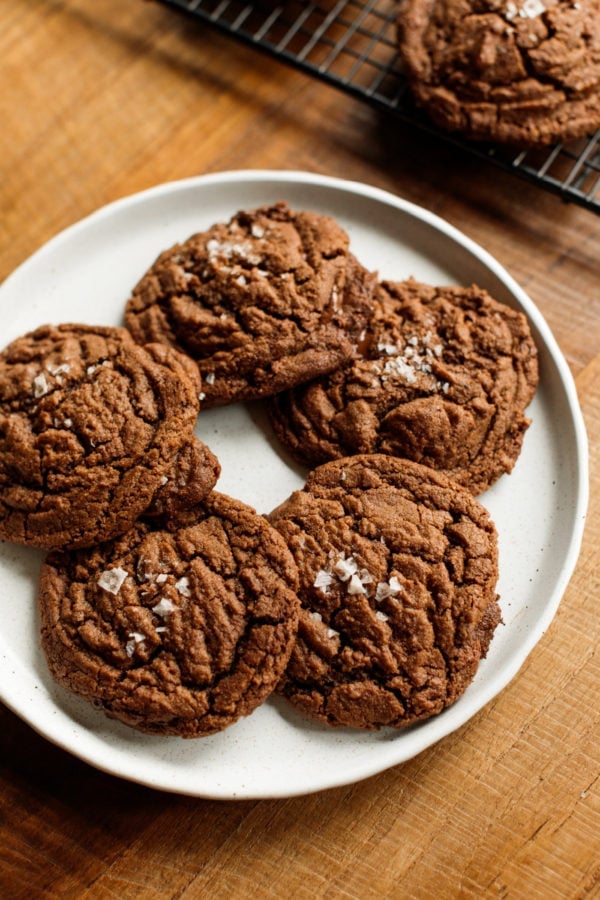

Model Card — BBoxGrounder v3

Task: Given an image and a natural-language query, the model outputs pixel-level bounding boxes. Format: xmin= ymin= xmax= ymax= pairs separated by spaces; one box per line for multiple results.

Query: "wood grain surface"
xmin=0 ymin=2 xmax=598 ymax=897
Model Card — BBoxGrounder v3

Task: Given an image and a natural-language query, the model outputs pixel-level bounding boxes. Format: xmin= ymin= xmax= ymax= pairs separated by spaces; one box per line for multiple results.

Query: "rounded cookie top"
xmin=269 ymin=455 xmax=500 ymax=730
xmin=39 ymin=491 xmax=300 ymax=737
xmin=269 ymin=278 xmax=538 ymax=494
xmin=125 ymin=202 xmax=376 ymax=406
xmin=397 ymin=0 xmax=600 ymax=145
xmin=0 ymin=324 xmax=200 ymax=550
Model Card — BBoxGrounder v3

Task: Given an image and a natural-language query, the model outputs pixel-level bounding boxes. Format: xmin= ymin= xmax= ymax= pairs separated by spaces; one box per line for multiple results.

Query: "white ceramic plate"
xmin=0 ymin=171 xmax=588 ymax=799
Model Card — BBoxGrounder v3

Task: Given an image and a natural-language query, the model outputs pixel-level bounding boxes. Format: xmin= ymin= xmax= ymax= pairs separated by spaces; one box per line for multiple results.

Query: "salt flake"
xmin=175 ymin=576 xmax=191 ymax=598
xmin=98 ymin=567 xmax=128 ymax=595
xmin=125 ymin=631 xmax=145 ymax=657
xmin=206 ymin=238 xmax=261 ymax=266
xmin=333 ymin=555 xmax=358 ymax=582
xmin=347 ymin=574 xmax=367 ymax=595
xmin=33 ymin=373 xmax=49 ymax=398
xmin=47 ymin=363 xmax=71 ymax=376
xmin=521 ymin=0 xmax=545 ymax=16
xmin=358 ymin=568 xmax=374 ymax=585
xmin=314 ymin=570 xmax=334 ymax=591
xmin=375 ymin=576 xmax=403 ymax=602
xmin=152 ymin=598 xmax=175 ymax=617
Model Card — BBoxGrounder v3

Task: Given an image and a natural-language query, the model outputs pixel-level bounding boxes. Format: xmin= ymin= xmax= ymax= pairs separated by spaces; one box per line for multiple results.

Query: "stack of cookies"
xmin=0 ymin=201 xmax=538 ymax=737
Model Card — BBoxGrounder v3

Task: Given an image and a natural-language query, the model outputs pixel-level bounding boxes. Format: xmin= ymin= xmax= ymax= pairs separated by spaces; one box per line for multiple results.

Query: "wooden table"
xmin=1 ymin=2 xmax=598 ymax=896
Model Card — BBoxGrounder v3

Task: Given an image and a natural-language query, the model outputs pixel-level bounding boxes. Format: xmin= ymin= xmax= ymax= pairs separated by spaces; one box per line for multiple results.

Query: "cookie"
xmin=125 ymin=202 xmax=376 ymax=406
xmin=269 ymin=455 xmax=500 ymax=730
xmin=39 ymin=491 xmax=300 ymax=737
xmin=0 ymin=324 xmax=201 ymax=550
xmin=397 ymin=0 xmax=600 ymax=146
xmin=144 ymin=437 xmax=221 ymax=518
xmin=269 ymin=278 xmax=538 ymax=494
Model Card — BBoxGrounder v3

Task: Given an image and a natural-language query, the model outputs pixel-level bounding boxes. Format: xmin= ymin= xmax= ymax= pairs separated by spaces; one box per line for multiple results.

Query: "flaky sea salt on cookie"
xmin=39 ymin=492 xmax=300 ymax=737
xmin=269 ymin=455 xmax=501 ymax=730
xmin=125 ymin=202 xmax=376 ymax=406
xmin=0 ymin=324 xmax=201 ymax=550
xmin=269 ymin=278 xmax=538 ymax=494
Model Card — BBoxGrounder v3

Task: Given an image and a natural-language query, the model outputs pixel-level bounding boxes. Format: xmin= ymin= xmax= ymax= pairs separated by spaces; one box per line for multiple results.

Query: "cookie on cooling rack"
xmin=268 ymin=277 xmax=538 ymax=494
xmin=0 ymin=324 xmax=203 ymax=550
xmin=397 ymin=0 xmax=600 ymax=146
xmin=269 ymin=454 xmax=501 ymax=730
xmin=125 ymin=201 xmax=376 ymax=406
xmin=39 ymin=491 xmax=300 ymax=737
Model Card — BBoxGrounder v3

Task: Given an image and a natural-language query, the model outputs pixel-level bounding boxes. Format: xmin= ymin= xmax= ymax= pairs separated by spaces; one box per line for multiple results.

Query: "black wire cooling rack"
xmin=155 ymin=0 xmax=600 ymax=214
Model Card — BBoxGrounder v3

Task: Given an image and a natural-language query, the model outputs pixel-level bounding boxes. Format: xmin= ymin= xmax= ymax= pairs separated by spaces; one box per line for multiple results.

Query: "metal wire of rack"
xmin=155 ymin=0 xmax=600 ymax=214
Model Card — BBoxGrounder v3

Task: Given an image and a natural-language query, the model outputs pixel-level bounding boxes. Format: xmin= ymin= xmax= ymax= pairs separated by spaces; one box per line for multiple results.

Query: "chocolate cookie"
xmin=39 ymin=491 xmax=300 ymax=737
xmin=397 ymin=0 xmax=600 ymax=146
xmin=0 ymin=324 xmax=201 ymax=550
xmin=125 ymin=202 xmax=376 ymax=406
xmin=144 ymin=437 xmax=221 ymax=518
xmin=269 ymin=278 xmax=538 ymax=494
xmin=269 ymin=455 xmax=500 ymax=730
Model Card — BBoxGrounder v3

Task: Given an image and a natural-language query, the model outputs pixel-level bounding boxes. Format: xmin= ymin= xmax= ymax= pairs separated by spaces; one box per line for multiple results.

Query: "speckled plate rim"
xmin=0 ymin=170 xmax=589 ymax=799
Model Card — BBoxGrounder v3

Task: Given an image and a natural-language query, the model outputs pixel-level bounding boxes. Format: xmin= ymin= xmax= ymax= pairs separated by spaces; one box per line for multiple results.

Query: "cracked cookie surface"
xmin=125 ymin=202 xmax=376 ymax=406
xmin=39 ymin=491 xmax=300 ymax=737
xmin=0 ymin=324 xmax=201 ymax=550
xmin=397 ymin=0 xmax=600 ymax=145
xmin=269 ymin=278 xmax=538 ymax=494
xmin=269 ymin=455 xmax=500 ymax=730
